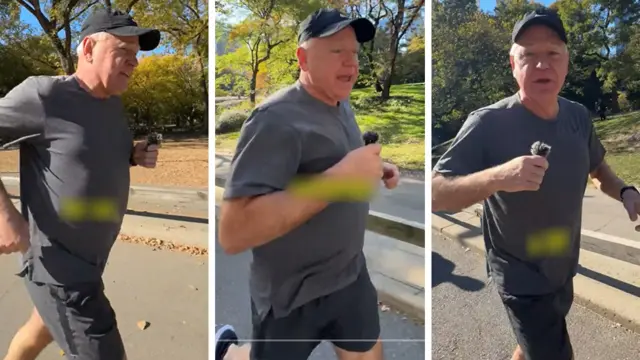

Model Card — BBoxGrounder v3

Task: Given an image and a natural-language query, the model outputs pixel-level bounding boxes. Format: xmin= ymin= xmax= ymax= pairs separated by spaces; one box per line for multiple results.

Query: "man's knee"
xmin=27 ymin=308 xmax=53 ymax=345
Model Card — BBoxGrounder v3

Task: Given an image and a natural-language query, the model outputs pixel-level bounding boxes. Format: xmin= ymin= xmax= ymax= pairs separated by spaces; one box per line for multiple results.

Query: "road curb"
xmin=215 ymin=188 xmax=425 ymax=321
xmin=1 ymin=176 xmax=208 ymax=202
xmin=432 ymin=212 xmax=640 ymax=334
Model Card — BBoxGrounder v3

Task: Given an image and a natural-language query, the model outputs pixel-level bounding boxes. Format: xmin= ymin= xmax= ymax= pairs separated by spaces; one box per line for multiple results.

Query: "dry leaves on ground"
xmin=0 ymin=138 xmax=208 ymax=188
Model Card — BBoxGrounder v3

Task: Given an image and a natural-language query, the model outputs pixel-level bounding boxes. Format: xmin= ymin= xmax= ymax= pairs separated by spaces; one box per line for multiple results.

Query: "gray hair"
xmin=76 ymin=32 xmax=111 ymax=56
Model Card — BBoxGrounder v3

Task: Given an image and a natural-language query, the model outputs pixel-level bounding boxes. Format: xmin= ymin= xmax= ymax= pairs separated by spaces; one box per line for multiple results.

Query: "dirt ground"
xmin=0 ymin=138 xmax=208 ymax=188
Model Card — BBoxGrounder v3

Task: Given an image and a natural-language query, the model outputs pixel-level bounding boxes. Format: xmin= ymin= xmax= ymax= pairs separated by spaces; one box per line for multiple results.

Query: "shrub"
xmin=216 ymin=110 xmax=249 ymax=134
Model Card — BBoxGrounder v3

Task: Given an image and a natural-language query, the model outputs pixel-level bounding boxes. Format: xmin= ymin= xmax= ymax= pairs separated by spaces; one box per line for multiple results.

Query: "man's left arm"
xmin=587 ymin=118 xmax=640 ymax=219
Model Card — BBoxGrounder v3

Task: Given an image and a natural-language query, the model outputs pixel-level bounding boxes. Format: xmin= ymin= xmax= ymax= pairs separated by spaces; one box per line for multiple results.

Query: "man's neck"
xmin=519 ymin=90 xmax=559 ymax=120
xmin=74 ymin=69 xmax=110 ymax=99
xmin=299 ymin=75 xmax=339 ymax=106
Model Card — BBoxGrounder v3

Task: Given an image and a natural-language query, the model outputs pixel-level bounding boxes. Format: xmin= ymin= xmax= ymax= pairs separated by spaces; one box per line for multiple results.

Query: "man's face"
xmin=89 ymin=34 xmax=140 ymax=96
xmin=510 ymin=25 xmax=569 ymax=100
xmin=298 ymin=26 xmax=360 ymax=101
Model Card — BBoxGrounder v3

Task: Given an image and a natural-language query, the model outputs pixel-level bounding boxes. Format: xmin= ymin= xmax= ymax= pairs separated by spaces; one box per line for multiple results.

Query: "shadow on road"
xmin=432 ymin=251 xmax=485 ymax=291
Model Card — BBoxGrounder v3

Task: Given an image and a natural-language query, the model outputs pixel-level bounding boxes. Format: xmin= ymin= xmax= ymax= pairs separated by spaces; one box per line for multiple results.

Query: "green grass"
xmin=594 ymin=111 xmax=640 ymax=185
xmin=215 ymin=83 xmax=425 ymax=171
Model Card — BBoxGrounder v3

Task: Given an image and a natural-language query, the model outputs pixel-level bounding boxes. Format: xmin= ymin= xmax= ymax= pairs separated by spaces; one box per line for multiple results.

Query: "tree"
xmin=379 ymin=0 xmax=424 ymax=99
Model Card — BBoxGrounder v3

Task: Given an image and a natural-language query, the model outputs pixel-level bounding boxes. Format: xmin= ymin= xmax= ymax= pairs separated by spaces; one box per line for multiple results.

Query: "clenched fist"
xmin=494 ymin=155 xmax=549 ymax=192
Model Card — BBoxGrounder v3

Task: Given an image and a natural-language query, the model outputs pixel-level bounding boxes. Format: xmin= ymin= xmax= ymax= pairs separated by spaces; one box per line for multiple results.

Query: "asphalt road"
xmin=214 ymin=155 xmax=426 ymax=224
xmin=214 ymin=235 xmax=426 ymax=359
xmin=432 ymin=231 xmax=640 ymax=360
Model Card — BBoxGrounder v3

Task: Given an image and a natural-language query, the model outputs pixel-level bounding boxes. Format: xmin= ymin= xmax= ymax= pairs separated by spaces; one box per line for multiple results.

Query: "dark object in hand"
xmin=530 ymin=141 xmax=551 ymax=158
xmin=363 ymin=131 xmax=379 ymax=145
xmin=146 ymin=132 xmax=163 ymax=150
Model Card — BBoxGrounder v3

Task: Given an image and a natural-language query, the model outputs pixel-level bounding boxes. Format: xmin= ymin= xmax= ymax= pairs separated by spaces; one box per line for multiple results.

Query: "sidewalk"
xmin=0 ymin=241 xmax=208 ymax=359
xmin=0 ymin=191 xmax=209 ymax=359
xmin=432 ymin=188 xmax=640 ymax=333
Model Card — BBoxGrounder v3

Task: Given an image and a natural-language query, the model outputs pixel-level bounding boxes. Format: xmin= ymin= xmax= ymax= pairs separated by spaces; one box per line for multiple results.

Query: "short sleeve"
xmin=433 ymin=112 xmax=487 ymax=177
xmin=223 ymin=108 xmax=302 ymax=200
xmin=0 ymin=77 xmax=45 ymax=143
xmin=585 ymin=109 xmax=606 ymax=172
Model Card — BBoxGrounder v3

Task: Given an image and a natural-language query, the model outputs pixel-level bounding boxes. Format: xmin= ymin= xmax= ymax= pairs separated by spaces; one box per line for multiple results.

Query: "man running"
xmin=216 ymin=8 xmax=400 ymax=360
xmin=0 ymin=7 xmax=160 ymax=360
xmin=433 ymin=7 xmax=640 ymax=360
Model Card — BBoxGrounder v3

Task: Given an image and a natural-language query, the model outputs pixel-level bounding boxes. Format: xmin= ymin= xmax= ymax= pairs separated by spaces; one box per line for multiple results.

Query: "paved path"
xmin=0 ymin=242 xmax=208 ymax=359
xmin=214 ymin=235 xmax=425 ymax=359
xmin=432 ymin=231 xmax=640 ymax=360
xmin=215 ymin=154 xmax=426 ymax=223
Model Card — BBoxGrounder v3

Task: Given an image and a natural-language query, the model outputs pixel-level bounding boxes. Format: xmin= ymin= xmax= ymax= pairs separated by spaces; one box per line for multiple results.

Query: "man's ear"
xmin=83 ymin=37 xmax=95 ymax=62
xmin=296 ymin=47 xmax=307 ymax=71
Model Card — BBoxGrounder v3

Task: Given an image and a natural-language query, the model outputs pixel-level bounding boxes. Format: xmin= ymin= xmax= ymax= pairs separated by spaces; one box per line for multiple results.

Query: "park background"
xmin=0 ymin=0 xmax=208 ymax=188
xmin=214 ymin=0 xmax=426 ymax=177
xmin=433 ymin=0 xmax=640 ymax=185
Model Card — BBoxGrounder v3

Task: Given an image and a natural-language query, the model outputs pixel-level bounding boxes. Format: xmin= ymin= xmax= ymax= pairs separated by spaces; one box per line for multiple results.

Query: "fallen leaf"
xmin=137 ymin=320 xmax=150 ymax=330
xmin=59 ymin=350 xmax=65 ymax=356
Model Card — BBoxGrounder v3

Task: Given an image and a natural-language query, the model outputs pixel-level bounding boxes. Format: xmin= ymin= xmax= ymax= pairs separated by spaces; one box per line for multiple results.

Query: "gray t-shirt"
xmin=224 ymin=81 xmax=369 ymax=319
xmin=434 ymin=94 xmax=606 ymax=295
xmin=0 ymin=75 xmax=133 ymax=285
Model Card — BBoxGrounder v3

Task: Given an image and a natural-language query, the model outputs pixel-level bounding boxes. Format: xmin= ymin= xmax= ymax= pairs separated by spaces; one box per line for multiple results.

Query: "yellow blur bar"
xmin=59 ymin=197 xmax=121 ymax=222
xmin=287 ymin=176 xmax=375 ymax=202
xmin=526 ymin=227 xmax=571 ymax=257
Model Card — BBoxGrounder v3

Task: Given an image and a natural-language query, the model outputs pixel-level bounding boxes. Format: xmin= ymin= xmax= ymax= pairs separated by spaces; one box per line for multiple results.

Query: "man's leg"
xmin=25 ymin=279 xmax=127 ymax=360
xmin=4 ymin=307 xmax=53 ymax=360
xmin=326 ymin=269 xmax=383 ymax=360
xmin=500 ymin=281 xmax=575 ymax=360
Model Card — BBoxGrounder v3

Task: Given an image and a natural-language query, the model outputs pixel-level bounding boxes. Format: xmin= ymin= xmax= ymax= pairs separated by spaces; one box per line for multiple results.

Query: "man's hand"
xmin=382 ymin=162 xmax=400 ymax=189
xmin=493 ymin=155 xmax=549 ymax=192
xmin=132 ymin=142 xmax=159 ymax=168
xmin=622 ymin=189 xmax=640 ymax=222
xmin=0 ymin=211 xmax=29 ymax=255
xmin=327 ymin=144 xmax=383 ymax=181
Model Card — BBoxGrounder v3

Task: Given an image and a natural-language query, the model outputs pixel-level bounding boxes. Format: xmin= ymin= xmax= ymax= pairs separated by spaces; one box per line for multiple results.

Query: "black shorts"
xmin=498 ymin=280 xmax=574 ymax=360
xmin=25 ymin=279 xmax=126 ymax=360
xmin=250 ymin=268 xmax=381 ymax=360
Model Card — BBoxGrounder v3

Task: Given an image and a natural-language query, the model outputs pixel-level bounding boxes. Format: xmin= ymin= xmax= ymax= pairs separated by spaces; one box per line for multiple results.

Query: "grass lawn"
xmin=215 ymin=83 xmax=426 ymax=171
xmin=594 ymin=111 xmax=640 ymax=185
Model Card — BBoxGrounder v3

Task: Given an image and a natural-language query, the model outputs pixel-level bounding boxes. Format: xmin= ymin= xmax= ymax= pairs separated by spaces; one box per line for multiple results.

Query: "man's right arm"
xmin=432 ymin=111 xmax=498 ymax=212
xmin=218 ymin=108 xmax=329 ymax=254
xmin=0 ymin=77 xmax=45 ymax=220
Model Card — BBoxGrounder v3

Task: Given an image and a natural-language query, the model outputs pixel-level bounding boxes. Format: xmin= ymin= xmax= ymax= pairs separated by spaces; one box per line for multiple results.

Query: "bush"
xmin=618 ymin=91 xmax=632 ymax=113
xmin=216 ymin=110 xmax=249 ymax=134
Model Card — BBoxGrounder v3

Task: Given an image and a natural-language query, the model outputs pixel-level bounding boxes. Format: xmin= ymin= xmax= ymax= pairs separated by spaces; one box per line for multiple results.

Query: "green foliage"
xmin=216 ymin=110 xmax=249 ymax=134
xmin=122 ymin=54 xmax=206 ymax=130
xmin=433 ymin=0 xmax=640 ymax=144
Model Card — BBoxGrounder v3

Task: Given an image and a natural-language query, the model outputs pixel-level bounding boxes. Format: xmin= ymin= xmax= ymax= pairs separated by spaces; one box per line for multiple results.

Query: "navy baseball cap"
xmin=512 ymin=8 xmax=567 ymax=44
xmin=298 ymin=8 xmax=376 ymax=45
xmin=79 ymin=8 xmax=161 ymax=51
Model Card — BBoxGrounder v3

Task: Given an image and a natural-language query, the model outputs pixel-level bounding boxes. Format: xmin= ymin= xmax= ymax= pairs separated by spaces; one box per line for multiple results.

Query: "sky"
xmin=478 ymin=0 xmax=555 ymax=13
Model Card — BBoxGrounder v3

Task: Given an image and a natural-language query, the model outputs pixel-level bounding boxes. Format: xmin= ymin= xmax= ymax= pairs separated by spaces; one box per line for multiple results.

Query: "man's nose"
xmin=536 ymin=60 xmax=550 ymax=70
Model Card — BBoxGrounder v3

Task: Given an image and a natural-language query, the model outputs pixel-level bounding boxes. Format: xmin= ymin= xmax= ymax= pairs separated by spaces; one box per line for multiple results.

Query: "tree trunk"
xmin=195 ymin=35 xmax=208 ymax=132
xmin=250 ymin=69 xmax=258 ymax=104
xmin=381 ymin=32 xmax=400 ymax=100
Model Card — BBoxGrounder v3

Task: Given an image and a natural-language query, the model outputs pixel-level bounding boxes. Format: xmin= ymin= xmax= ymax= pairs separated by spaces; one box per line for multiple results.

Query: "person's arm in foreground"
xmin=218 ymin=109 xmax=383 ymax=254
xmin=0 ymin=77 xmax=45 ymax=254
xmin=432 ymin=112 xmax=548 ymax=213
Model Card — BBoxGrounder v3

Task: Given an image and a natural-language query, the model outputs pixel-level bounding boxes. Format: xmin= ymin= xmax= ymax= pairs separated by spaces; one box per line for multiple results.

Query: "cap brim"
xmin=318 ymin=18 xmax=376 ymax=43
xmin=514 ymin=17 xmax=567 ymax=44
xmin=106 ymin=26 xmax=161 ymax=51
